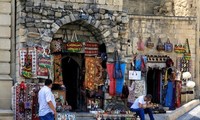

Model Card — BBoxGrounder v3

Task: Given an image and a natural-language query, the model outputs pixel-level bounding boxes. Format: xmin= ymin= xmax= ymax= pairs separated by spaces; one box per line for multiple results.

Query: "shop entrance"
xmin=62 ymin=55 xmax=86 ymax=112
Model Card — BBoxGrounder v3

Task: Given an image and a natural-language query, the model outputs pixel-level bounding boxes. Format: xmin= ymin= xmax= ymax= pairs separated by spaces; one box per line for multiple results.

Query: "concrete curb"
xmin=166 ymin=99 xmax=200 ymax=120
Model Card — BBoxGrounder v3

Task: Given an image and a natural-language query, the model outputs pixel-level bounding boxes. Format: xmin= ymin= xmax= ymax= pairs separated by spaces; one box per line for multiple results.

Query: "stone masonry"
xmin=0 ymin=0 xmax=13 ymax=109
xmin=123 ymin=0 xmax=196 ymax=17
xmin=15 ymin=0 xmax=128 ymax=81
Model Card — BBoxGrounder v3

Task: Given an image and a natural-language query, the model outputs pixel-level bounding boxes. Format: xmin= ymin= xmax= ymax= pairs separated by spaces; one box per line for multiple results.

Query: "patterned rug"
xmin=84 ymin=57 xmax=103 ymax=90
xmin=53 ymin=54 xmax=63 ymax=85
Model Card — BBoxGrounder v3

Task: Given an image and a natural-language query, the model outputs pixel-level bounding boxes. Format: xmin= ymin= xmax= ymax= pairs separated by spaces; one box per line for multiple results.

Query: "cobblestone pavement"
xmin=177 ymin=104 xmax=200 ymax=120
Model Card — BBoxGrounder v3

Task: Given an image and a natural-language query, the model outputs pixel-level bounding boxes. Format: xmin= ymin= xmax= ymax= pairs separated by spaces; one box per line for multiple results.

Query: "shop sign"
xmin=129 ymin=70 xmax=141 ymax=80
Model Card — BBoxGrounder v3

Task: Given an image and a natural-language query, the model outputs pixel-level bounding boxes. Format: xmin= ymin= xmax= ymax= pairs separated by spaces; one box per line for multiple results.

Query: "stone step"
xmin=0 ymin=110 xmax=13 ymax=116
xmin=0 ymin=110 xmax=13 ymax=120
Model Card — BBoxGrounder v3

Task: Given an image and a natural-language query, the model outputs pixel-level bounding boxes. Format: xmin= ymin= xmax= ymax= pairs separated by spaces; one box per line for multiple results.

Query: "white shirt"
xmin=130 ymin=95 xmax=146 ymax=109
xmin=38 ymin=86 xmax=56 ymax=116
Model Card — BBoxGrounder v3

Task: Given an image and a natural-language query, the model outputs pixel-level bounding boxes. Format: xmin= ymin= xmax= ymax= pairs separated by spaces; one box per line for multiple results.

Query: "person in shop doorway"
xmin=38 ymin=79 xmax=57 ymax=120
xmin=130 ymin=94 xmax=154 ymax=120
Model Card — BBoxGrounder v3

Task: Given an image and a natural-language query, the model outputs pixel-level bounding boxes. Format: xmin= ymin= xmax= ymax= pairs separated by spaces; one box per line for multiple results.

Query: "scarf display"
xmin=85 ymin=57 xmax=103 ymax=90
xmin=106 ymin=63 xmax=116 ymax=96
xmin=115 ymin=63 xmax=126 ymax=95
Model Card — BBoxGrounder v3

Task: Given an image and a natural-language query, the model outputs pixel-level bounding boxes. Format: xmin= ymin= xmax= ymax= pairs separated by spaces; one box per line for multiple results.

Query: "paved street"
xmin=177 ymin=104 xmax=200 ymax=120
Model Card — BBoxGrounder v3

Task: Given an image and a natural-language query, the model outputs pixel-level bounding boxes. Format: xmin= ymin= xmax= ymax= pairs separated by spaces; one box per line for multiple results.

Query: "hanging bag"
xmin=62 ymin=29 xmax=68 ymax=43
xmin=50 ymin=38 xmax=63 ymax=53
xmin=137 ymin=36 xmax=145 ymax=51
xmin=146 ymin=37 xmax=154 ymax=48
xmin=113 ymin=50 xmax=123 ymax=79
xmin=184 ymin=39 xmax=191 ymax=60
xmin=164 ymin=38 xmax=173 ymax=52
xmin=65 ymin=31 xmax=83 ymax=52
xmin=156 ymin=37 xmax=165 ymax=51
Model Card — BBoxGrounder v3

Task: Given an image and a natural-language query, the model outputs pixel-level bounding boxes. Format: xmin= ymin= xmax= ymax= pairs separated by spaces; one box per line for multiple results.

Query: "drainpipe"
xmin=196 ymin=0 xmax=200 ymax=98
xmin=11 ymin=0 xmax=16 ymax=85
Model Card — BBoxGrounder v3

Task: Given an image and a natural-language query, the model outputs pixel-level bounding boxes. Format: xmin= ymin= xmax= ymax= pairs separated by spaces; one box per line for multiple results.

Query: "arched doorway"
xmin=62 ymin=55 xmax=85 ymax=111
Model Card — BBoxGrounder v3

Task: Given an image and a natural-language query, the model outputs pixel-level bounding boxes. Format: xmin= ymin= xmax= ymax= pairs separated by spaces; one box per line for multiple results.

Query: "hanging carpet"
xmin=85 ymin=57 xmax=103 ymax=90
xmin=54 ymin=54 xmax=63 ymax=85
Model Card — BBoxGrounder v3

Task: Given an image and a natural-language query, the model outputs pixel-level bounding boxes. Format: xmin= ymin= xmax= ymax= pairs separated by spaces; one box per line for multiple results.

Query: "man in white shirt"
xmin=38 ymin=79 xmax=57 ymax=120
xmin=130 ymin=94 xmax=154 ymax=120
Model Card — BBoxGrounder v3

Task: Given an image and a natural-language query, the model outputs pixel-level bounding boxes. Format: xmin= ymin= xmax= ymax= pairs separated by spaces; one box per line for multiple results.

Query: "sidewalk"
xmin=0 ymin=99 xmax=199 ymax=120
xmin=146 ymin=99 xmax=200 ymax=120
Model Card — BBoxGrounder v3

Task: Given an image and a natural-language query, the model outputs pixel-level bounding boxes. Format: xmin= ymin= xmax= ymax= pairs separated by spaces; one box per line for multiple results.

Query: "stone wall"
xmin=0 ymin=0 xmax=12 ymax=109
xmin=15 ymin=0 xmax=129 ymax=81
xmin=123 ymin=0 xmax=162 ymax=15
xmin=128 ymin=15 xmax=196 ymax=77
xmin=174 ymin=0 xmax=196 ymax=16
xmin=123 ymin=0 xmax=196 ymax=17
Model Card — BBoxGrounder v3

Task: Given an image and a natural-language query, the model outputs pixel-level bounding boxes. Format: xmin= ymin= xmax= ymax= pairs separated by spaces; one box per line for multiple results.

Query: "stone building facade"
xmin=0 ymin=0 xmax=199 ymax=109
xmin=0 ymin=0 xmax=13 ymax=109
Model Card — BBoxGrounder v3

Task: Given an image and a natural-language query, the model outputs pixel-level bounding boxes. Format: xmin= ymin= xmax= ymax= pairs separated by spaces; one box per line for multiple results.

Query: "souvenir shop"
xmin=127 ymin=37 xmax=195 ymax=114
xmin=13 ymin=30 xmax=134 ymax=120
xmin=14 ymin=30 xmax=195 ymax=120
xmin=13 ymin=21 xmax=195 ymax=120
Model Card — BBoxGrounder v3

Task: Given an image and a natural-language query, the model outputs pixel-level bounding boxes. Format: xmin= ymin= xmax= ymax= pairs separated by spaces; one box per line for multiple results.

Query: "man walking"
xmin=38 ymin=79 xmax=57 ymax=120
xmin=130 ymin=94 xmax=155 ymax=120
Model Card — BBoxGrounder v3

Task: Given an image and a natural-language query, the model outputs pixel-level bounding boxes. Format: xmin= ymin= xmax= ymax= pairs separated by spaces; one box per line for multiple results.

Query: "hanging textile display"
xmin=115 ymin=62 xmax=126 ymax=95
xmin=134 ymin=80 xmax=146 ymax=98
xmin=19 ymin=47 xmax=37 ymax=78
xmin=128 ymin=82 xmax=135 ymax=103
xmin=164 ymin=81 xmax=174 ymax=108
xmin=85 ymin=57 xmax=103 ymax=90
xmin=147 ymin=67 xmax=162 ymax=103
xmin=175 ymin=81 xmax=181 ymax=108
xmin=84 ymin=42 xmax=99 ymax=56
xmin=15 ymin=83 xmax=41 ymax=120
xmin=36 ymin=47 xmax=52 ymax=79
xmin=106 ymin=63 xmax=116 ymax=96
xmin=54 ymin=54 xmax=63 ymax=85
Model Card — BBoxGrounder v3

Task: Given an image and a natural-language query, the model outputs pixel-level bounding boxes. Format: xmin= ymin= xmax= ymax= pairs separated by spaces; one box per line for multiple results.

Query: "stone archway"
xmin=46 ymin=9 xmax=129 ymax=53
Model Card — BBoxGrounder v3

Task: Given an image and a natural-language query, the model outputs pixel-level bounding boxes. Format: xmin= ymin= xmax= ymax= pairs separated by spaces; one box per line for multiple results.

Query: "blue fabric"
xmin=115 ymin=63 xmax=126 ymax=94
xmin=135 ymin=59 xmax=141 ymax=70
xmin=165 ymin=81 xmax=173 ymax=107
xmin=130 ymin=108 xmax=154 ymax=120
xmin=39 ymin=112 xmax=54 ymax=120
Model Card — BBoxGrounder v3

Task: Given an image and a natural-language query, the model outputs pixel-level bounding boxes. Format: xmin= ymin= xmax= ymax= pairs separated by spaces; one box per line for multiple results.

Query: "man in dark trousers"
xmin=130 ymin=94 xmax=154 ymax=120
xmin=38 ymin=79 xmax=57 ymax=120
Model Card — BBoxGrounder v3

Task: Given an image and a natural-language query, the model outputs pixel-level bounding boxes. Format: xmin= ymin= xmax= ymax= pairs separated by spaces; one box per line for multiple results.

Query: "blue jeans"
xmin=130 ymin=108 xmax=154 ymax=120
xmin=39 ymin=112 xmax=54 ymax=120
